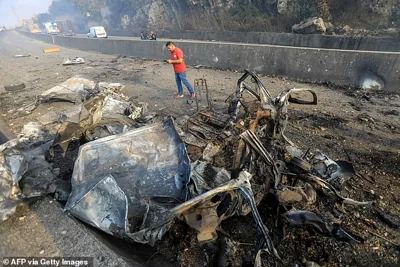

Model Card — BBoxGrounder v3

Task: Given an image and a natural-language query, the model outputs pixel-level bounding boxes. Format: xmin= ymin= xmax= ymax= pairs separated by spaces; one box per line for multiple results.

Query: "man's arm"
xmin=166 ymin=58 xmax=183 ymax=64
xmin=167 ymin=49 xmax=183 ymax=64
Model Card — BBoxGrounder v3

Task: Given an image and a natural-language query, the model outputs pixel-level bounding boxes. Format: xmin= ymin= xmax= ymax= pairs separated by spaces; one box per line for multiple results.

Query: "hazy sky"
xmin=0 ymin=0 xmax=53 ymax=27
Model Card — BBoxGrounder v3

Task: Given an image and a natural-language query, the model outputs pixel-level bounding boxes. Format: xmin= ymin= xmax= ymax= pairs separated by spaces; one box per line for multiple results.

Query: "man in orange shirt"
xmin=165 ymin=41 xmax=196 ymax=99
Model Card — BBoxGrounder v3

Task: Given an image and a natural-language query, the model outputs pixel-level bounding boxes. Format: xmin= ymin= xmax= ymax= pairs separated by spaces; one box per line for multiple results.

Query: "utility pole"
xmin=11 ymin=6 xmax=22 ymax=26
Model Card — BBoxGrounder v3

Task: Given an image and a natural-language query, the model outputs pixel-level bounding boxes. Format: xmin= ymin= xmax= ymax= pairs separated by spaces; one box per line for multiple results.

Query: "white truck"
xmin=87 ymin=26 xmax=107 ymax=38
xmin=43 ymin=22 xmax=59 ymax=34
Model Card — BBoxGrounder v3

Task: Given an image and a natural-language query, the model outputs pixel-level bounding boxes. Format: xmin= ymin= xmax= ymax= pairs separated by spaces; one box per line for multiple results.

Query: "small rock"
xmin=39 ymin=249 xmax=45 ymax=255
xmin=278 ymin=190 xmax=303 ymax=205
xmin=296 ymin=183 xmax=316 ymax=204
xmin=377 ymin=211 xmax=400 ymax=229
xmin=341 ymin=25 xmax=352 ymax=34
xmin=18 ymin=216 xmax=26 ymax=221
xmin=61 ymin=231 xmax=67 ymax=235
xmin=292 ymin=17 xmax=326 ymax=34
xmin=386 ymin=110 xmax=399 ymax=116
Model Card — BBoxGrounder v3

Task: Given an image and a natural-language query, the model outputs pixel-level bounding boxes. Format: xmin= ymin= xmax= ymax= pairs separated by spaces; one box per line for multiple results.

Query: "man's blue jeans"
xmin=175 ymin=72 xmax=194 ymax=95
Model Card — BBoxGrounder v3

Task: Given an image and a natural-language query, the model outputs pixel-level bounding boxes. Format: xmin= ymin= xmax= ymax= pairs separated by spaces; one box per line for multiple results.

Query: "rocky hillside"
xmin=63 ymin=0 xmax=400 ymax=35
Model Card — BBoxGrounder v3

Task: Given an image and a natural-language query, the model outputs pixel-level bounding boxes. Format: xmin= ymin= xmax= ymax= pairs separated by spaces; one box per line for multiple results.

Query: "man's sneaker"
xmin=173 ymin=94 xmax=184 ymax=98
xmin=189 ymin=93 xmax=196 ymax=100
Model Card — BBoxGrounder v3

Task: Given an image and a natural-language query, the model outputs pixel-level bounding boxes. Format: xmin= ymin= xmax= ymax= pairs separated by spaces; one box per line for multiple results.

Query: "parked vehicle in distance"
xmin=56 ymin=20 xmax=75 ymax=36
xmin=22 ymin=19 xmax=41 ymax=33
xmin=87 ymin=26 xmax=107 ymax=38
xmin=43 ymin=22 xmax=59 ymax=34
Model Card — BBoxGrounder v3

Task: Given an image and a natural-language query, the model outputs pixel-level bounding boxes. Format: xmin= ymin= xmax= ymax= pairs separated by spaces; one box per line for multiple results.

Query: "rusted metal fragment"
xmin=249 ymin=110 xmax=271 ymax=132
xmin=52 ymin=94 xmax=143 ymax=152
xmin=283 ymin=210 xmax=361 ymax=243
xmin=37 ymin=75 xmax=96 ymax=104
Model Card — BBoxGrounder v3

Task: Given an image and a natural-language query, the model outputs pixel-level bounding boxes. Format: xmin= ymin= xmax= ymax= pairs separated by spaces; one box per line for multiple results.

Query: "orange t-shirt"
xmin=171 ymin=47 xmax=186 ymax=73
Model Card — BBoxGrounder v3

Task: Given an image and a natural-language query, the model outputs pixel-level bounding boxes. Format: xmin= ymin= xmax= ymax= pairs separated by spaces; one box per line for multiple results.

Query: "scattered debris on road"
xmin=36 ymin=75 xmax=97 ymax=105
xmin=14 ymin=55 xmax=31 ymax=58
xmin=43 ymin=47 xmax=61 ymax=53
xmin=4 ymin=83 xmax=26 ymax=92
xmin=62 ymin=57 xmax=85 ymax=66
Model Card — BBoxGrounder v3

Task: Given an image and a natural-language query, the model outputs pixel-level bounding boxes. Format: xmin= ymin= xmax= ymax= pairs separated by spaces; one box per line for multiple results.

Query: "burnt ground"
xmin=0 ymin=31 xmax=399 ymax=266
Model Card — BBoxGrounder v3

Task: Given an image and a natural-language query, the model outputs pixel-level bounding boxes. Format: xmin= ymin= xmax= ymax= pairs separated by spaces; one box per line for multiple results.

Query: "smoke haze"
xmin=0 ymin=0 xmax=53 ymax=27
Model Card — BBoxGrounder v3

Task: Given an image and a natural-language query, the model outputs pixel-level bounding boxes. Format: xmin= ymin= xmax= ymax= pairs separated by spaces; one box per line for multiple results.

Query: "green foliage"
xmin=391 ymin=9 xmax=400 ymax=26
xmin=316 ymin=0 xmax=331 ymax=21
xmin=228 ymin=1 xmax=261 ymax=22
xmin=293 ymin=0 xmax=319 ymax=22
xmin=48 ymin=0 xmax=77 ymax=17
xmin=68 ymin=0 xmax=103 ymax=21
xmin=33 ymin=13 xmax=53 ymax=25
xmin=105 ymin=0 xmax=135 ymax=14
xmin=104 ymin=0 xmax=148 ymax=28
xmin=224 ymin=0 xmax=271 ymax=31
xmin=33 ymin=0 xmax=87 ymax=28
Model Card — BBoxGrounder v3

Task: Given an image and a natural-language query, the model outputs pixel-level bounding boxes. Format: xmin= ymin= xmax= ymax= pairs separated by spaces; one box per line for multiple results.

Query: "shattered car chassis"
xmin=0 ymin=70 xmax=374 ymax=265
xmin=64 ymin=70 xmax=368 ymax=261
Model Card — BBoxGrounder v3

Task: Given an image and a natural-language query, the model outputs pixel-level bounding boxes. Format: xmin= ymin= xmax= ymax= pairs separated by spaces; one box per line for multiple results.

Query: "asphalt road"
xmin=0 ymin=31 xmax=38 ymax=144
xmin=0 ymin=30 xmax=60 ymax=56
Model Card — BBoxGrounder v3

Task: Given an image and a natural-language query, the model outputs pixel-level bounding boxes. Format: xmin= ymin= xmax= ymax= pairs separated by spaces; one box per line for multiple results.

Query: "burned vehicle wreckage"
xmin=0 ymin=70 xmax=372 ymax=265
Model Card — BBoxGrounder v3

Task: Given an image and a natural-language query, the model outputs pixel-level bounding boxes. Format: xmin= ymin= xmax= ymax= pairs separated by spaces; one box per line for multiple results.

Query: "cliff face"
xmin=364 ymin=0 xmax=400 ymax=17
xmin=73 ymin=0 xmax=399 ymax=34
xmin=114 ymin=0 xmax=236 ymax=30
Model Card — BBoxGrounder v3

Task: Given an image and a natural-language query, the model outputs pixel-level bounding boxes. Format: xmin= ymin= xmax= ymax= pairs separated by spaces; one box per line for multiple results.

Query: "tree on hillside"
xmin=33 ymin=13 xmax=53 ymax=26
xmin=48 ymin=0 xmax=77 ymax=17
xmin=69 ymin=0 xmax=104 ymax=21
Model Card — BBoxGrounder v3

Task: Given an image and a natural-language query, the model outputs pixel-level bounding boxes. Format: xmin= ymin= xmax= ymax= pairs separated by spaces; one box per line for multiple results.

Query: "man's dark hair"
xmin=165 ymin=41 xmax=174 ymax=47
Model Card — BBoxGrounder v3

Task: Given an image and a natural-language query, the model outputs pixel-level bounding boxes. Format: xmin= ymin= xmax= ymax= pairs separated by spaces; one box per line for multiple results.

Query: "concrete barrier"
xmin=108 ymin=29 xmax=400 ymax=52
xmin=19 ymin=31 xmax=400 ymax=92
xmin=18 ymin=32 xmax=54 ymax=43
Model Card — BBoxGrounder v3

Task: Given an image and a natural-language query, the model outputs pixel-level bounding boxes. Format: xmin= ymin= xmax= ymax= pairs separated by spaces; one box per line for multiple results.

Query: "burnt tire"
xmin=4 ymin=83 xmax=26 ymax=92
xmin=290 ymin=156 xmax=312 ymax=174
